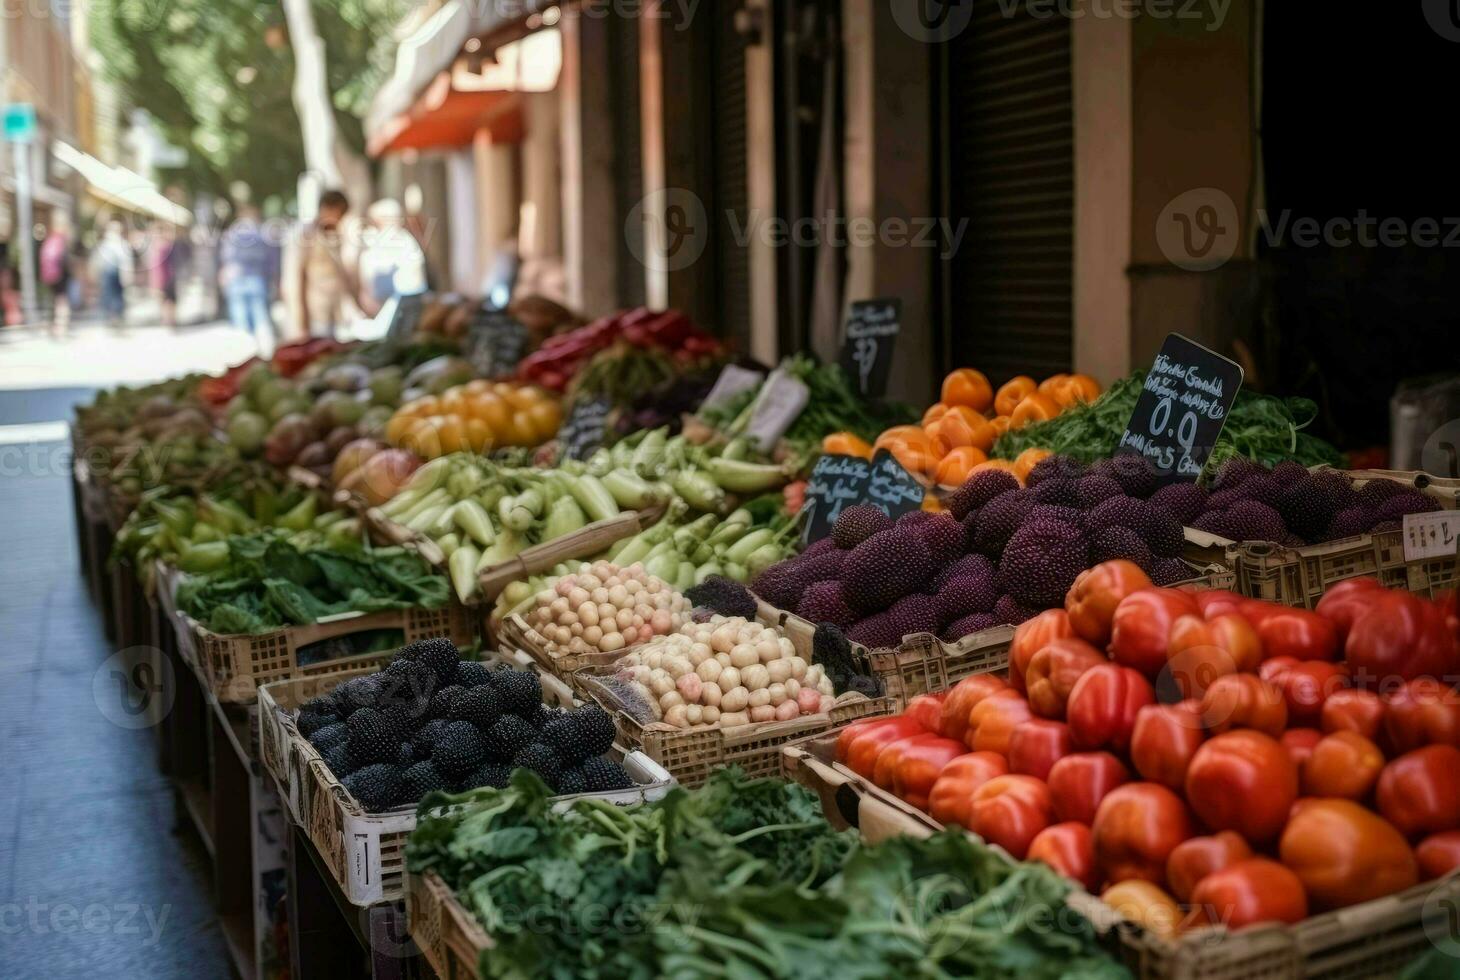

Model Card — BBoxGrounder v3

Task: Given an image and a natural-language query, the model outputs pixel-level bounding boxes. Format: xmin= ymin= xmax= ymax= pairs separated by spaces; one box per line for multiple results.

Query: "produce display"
xmin=293 ymin=638 xmax=633 ymax=812
xmin=610 ymin=615 xmax=837 ymax=728
xmin=517 ymin=307 xmax=722 ymax=393
xmin=521 ymin=560 xmax=690 ymax=657
xmin=384 ymin=380 xmax=562 ymax=458
xmin=835 ymin=561 xmax=1460 ymax=937
xmin=407 ymin=768 xmax=1126 ymax=979
xmin=175 ymin=532 xmax=449 ymax=634
xmin=993 ymin=373 xmax=1345 ymax=473
xmin=753 ymin=456 xmax=1195 ymax=649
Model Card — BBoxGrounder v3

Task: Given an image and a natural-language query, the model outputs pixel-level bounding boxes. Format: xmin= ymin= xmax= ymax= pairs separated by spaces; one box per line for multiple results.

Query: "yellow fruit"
xmin=525 ymin=400 xmax=562 ymax=440
xmin=464 ymin=418 xmax=494 ymax=454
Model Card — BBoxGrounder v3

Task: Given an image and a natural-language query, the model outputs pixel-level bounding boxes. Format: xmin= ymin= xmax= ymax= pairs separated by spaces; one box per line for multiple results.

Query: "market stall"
xmin=69 ymin=297 xmax=1460 ymax=980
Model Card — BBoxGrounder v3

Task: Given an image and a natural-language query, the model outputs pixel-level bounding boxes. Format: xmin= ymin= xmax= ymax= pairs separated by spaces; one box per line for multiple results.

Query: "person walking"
xmin=39 ymin=215 xmax=74 ymax=337
xmin=355 ymin=199 xmax=427 ymax=316
xmin=146 ymin=222 xmax=181 ymax=328
xmin=219 ymin=205 xmax=279 ymax=357
xmin=296 ymin=189 xmax=352 ymax=338
xmin=91 ymin=220 xmax=134 ymax=329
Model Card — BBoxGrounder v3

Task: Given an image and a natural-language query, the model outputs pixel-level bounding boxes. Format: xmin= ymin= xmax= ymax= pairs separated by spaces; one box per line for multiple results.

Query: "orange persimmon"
xmin=822 ymin=432 xmax=874 ymax=459
xmin=1010 ymin=393 xmax=1062 ymax=429
xmin=995 ymin=376 xmax=1037 ymax=417
xmin=942 ymin=368 xmax=994 ymax=414
xmin=934 ymin=446 xmax=988 ymax=487
xmin=922 ymin=403 xmax=949 ymax=427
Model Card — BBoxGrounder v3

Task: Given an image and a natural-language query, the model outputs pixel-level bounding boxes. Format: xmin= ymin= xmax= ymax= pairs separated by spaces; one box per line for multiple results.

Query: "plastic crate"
xmin=1211 ymin=470 xmax=1459 ymax=608
xmin=407 ymin=872 xmax=493 ymax=980
xmin=188 ymin=600 xmax=477 ymax=704
xmin=258 ymin=665 xmax=675 ymax=907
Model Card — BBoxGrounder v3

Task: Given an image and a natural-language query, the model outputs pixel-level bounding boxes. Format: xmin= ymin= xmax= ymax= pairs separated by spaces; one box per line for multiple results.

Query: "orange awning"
xmin=368 ymin=76 xmax=524 ymax=156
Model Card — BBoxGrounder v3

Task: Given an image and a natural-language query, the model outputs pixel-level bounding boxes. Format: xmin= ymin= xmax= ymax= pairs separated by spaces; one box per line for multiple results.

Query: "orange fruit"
xmin=942 ymin=368 xmax=994 ymax=414
xmin=1064 ymin=373 xmax=1102 ymax=404
xmin=823 ymin=432 xmax=874 ymax=458
xmin=922 ymin=402 xmax=950 ymax=427
xmin=439 ymin=388 xmax=469 ymax=419
xmin=994 ymin=377 xmax=1037 ymax=417
xmin=464 ymin=418 xmax=495 ymax=454
xmin=385 ymin=412 xmax=415 ymax=446
xmin=927 ymin=411 xmax=982 ymax=456
xmin=875 ymin=425 xmax=934 ymax=454
xmin=1038 ymin=373 xmax=1071 ymax=397
xmin=402 ymin=418 xmax=444 ymax=460
xmin=876 ymin=430 xmax=938 ymax=476
xmin=1010 ymin=393 xmax=1061 ymax=429
xmin=463 ymin=379 xmax=493 ymax=396
xmin=1013 ymin=447 xmax=1053 ymax=480
xmin=989 ymin=416 xmax=1012 ymax=437
xmin=467 ymin=392 xmax=512 ymax=434
xmin=503 ymin=385 xmax=545 ymax=411
xmin=966 ymin=421 xmax=999 ymax=452
xmin=934 ymin=446 xmax=988 ymax=487
xmin=525 ymin=400 xmax=563 ymax=441
xmin=922 ymin=494 xmax=946 ymax=513
xmin=436 ymin=414 xmax=469 ymax=455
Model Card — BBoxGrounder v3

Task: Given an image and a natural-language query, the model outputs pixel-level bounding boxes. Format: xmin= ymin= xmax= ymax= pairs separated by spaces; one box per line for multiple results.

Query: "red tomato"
xmin=1130 ymin=701 xmax=1206 ymax=791
xmin=1007 ymin=718 xmax=1073 ymax=781
xmin=1345 ymin=591 xmax=1460 ymax=686
xmin=888 ymin=736 xmax=968 ymax=811
xmin=1302 ymin=731 xmax=1384 ymax=801
xmin=1166 ymin=613 xmax=1262 ymax=700
xmin=1047 ymin=751 xmax=1129 ymax=825
xmin=1028 ymin=822 xmax=1098 ymax=891
xmin=1384 ymin=677 xmax=1460 ymax=754
xmin=841 ymin=718 xmax=926 ymax=778
xmin=1092 ymin=782 xmax=1194 ymax=886
xmin=965 ymin=690 xmax=1035 ymax=755
xmin=1416 ymin=831 xmax=1460 ymax=881
xmin=1199 ymin=674 xmax=1288 ymax=737
xmin=970 ymin=774 xmax=1053 ymax=860
xmin=927 ymin=751 xmax=1008 ymax=829
xmin=1314 ymin=576 xmax=1386 ymax=644
xmin=1279 ymin=799 xmax=1418 ymax=909
xmin=1263 ymin=659 xmax=1350 ymax=728
xmin=872 ymin=733 xmax=942 ymax=790
xmin=1193 ymin=588 xmax=1246 ymax=620
xmin=1185 ymin=730 xmax=1298 ymax=844
xmin=1255 ymin=607 xmax=1339 ymax=662
xmin=1185 ymin=858 xmax=1309 ymax=929
xmin=903 ymin=693 xmax=947 ymax=736
xmin=1165 ymin=831 xmax=1253 ymax=903
xmin=1009 ymin=609 xmax=1073 ymax=694
xmin=1109 ymin=589 xmax=1200 ymax=678
xmin=1321 ymin=688 xmax=1386 ymax=741
xmin=1279 ymin=728 xmax=1324 ymax=769
xmin=1376 ymin=745 xmax=1460 ymax=838
xmin=939 ymin=674 xmax=1011 ymax=745
xmin=1025 ymin=637 xmax=1106 ymax=720
xmin=1066 ymin=560 xmax=1152 ymax=648
xmin=1066 ymin=664 xmax=1155 ymax=753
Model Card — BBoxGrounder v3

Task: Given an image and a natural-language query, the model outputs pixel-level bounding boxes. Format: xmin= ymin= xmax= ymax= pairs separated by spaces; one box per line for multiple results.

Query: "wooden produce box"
xmin=257 ymin=666 xmax=675 ymax=907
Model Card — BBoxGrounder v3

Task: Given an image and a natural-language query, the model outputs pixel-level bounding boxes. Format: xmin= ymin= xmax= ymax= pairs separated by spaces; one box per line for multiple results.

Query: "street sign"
xmin=2 ymin=104 xmax=37 ymax=143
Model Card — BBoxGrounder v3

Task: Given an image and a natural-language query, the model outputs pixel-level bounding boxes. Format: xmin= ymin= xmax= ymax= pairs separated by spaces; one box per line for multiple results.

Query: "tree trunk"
xmin=280 ymin=0 xmax=372 ymax=211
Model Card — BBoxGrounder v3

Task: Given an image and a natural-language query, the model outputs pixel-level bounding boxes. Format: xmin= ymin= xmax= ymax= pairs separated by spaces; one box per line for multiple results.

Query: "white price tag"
xmin=1401 ymin=510 xmax=1460 ymax=562
xmin=698 ymin=364 xmax=765 ymax=415
xmin=743 ymin=368 xmax=810 ymax=453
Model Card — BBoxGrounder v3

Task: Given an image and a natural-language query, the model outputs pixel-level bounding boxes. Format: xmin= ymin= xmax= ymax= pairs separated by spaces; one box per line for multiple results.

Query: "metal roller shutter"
xmin=609 ymin=10 xmax=647 ymax=308
xmin=943 ymin=1 xmax=1074 ymax=384
xmin=710 ymin=0 xmax=752 ymax=348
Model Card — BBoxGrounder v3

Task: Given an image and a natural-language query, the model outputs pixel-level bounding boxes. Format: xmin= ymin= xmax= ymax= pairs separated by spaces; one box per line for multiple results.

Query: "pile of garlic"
xmin=616 ymin=616 xmax=836 ymax=729
xmin=526 ymin=561 xmax=690 ymax=657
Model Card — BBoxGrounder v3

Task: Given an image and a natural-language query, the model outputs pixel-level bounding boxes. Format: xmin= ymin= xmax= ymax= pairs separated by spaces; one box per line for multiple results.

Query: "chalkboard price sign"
xmin=557 ymin=397 xmax=613 ymax=461
xmin=466 ymin=307 xmax=531 ymax=379
xmin=801 ymin=450 xmax=926 ymax=545
xmin=1118 ymin=333 xmax=1244 ymax=485
xmin=838 ymin=298 xmax=902 ymax=398
xmin=384 ymin=292 xmax=426 ymax=347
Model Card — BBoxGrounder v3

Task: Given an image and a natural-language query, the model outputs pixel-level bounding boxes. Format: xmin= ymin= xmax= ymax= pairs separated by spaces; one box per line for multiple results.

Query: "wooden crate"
xmin=782 ymin=729 xmax=1460 ymax=980
xmin=1212 ymin=470 xmax=1459 ymax=608
xmin=258 ymin=667 xmax=675 ymax=907
xmin=406 ymin=872 xmax=492 ymax=980
xmin=188 ymin=600 xmax=477 ymax=704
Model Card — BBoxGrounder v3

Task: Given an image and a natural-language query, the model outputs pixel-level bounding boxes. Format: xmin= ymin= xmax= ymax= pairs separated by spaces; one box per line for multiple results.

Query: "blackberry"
xmin=431 ymin=721 xmax=489 ymax=778
xmin=933 ymin=553 xmax=995 ymax=591
xmin=307 ymin=721 xmax=348 ymax=752
xmin=942 ymin=612 xmax=1001 ymax=643
xmin=454 ymin=661 xmax=492 ymax=688
xmin=1357 ymin=479 xmax=1410 ymax=508
xmin=831 ymin=504 xmax=894 ymax=549
xmin=512 ymin=742 xmax=563 ymax=788
xmin=342 ymin=764 xmax=404 ymax=813
xmin=1109 ymin=455 xmax=1159 ymax=499
xmin=542 ymin=706 xmax=617 ymax=763
xmin=400 ymin=761 xmax=447 ymax=802
xmin=346 ymin=708 xmax=402 ymax=765
xmin=972 ymin=490 xmax=1034 ymax=556
xmin=556 ymin=768 xmax=588 ymax=796
xmin=1027 ymin=455 xmax=1085 ymax=486
xmin=1210 ymin=458 xmax=1265 ymax=492
xmin=946 ymin=470 xmax=1020 ymax=520
xmin=322 ymin=743 xmax=359 ymax=778
xmin=404 ymin=637 xmax=461 ymax=686
xmin=396 ymin=743 xmax=417 ymax=767
xmin=993 ymin=594 xmax=1041 ymax=625
xmin=462 ymin=762 xmax=513 ymax=791
xmin=580 ymin=757 xmax=634 ymax=792
xmin=486 ymin=716 xmax=539 ymax=761
xmin=335 ymin=675 xmax=386 ymax=713
xmin=1088 ymin=526 xmax=1154 ymax=571
xmin=1148 ymin=482 xmax=1209 ymax=525
xmin=1073 ymin=475 xmax=1125 ymax=510
xmin=493 ymin=671 xmax=542 ymax=717
xmin=429 ymin=684 xmax=465 ymax=719
xmin=528 ymin=703 xmax=564 ymax=729
xmin=450 ymin=685 xmax=505 ymax=731
xmin=1150 ymin=558 xmax=1191 ymax=586
xmin=297 ymin=704 xmax=339 ymax=737
xmin=1031 ymin=479 xmax=1078 ymax=506
xmin=684 ymin=576 xmax=759 ymax=619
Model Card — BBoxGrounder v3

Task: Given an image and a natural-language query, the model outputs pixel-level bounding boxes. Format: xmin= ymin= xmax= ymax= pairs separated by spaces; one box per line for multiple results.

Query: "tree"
xmin=91 ymin=0 xmax=402 ymax=208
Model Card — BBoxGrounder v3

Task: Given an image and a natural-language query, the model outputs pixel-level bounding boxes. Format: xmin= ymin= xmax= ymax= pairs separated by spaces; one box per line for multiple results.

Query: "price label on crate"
xmin=1402 ymin=510 xmax=1460 ymax=562
xmin=557 ymin=397 xmax=613 ymax=461
xmin=743 ymin=368 xmax=810 ymax=453
xmin=697 ymin=364 xmax=765 ymax=416
xmin=801 ymin=450 xmax=925 ymax=546
xmin=466 ymin=306 xmax=531 ymax=379
xmin=838 ymin=298 xmax=902 ymax=399
xmin=1118 ymin=333 xmax=1244 ymax=486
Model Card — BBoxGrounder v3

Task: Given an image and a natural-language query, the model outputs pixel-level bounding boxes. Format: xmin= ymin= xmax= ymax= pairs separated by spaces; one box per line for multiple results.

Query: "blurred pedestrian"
xmin=356 ymin=199 xmax=427 ymax=316
xmin=146 ymin=222 xmax=180 ymax=328
xmin=91 ymin=220 xmax=133 ymax=329
xmin=297 ymin=189 xmax=352 ymax=338
xmin=220 ymin=205 xmax=279 ymax=357
xmin=40 ymin=214 xmax=74 ymax=337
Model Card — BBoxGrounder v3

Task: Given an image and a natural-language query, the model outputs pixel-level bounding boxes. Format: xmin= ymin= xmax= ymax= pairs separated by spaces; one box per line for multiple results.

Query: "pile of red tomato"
xmin=835 ymin=561 xmax=1460 ymax=938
